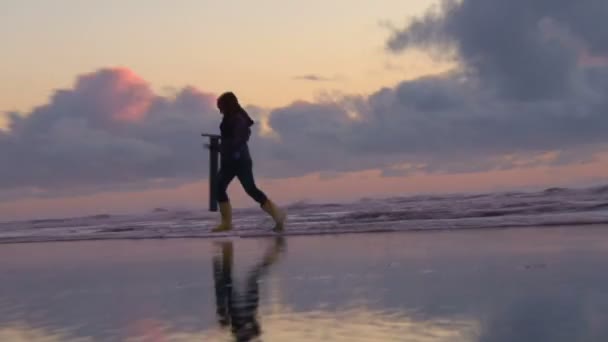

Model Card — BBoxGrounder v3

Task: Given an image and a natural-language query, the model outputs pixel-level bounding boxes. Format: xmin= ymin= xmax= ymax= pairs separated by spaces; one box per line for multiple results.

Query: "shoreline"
xmin=1 ymin=222 xmax=607 ymax=245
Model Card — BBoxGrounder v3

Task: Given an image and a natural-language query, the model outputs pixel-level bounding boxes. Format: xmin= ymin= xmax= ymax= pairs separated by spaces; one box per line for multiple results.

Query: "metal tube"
xmin=209 ymin=136 xmax=220 ymax=212
xmin=202 ymin=133 xmax=222 ymax=212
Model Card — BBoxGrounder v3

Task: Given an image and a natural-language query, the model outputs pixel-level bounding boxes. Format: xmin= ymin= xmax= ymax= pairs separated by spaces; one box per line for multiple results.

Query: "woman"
xmin=211 ymin=92 xmax=285 ymax=232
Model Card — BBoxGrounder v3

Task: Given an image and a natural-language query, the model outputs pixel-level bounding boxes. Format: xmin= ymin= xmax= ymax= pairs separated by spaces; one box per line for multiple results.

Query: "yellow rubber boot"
xmin=262 ymin=199 xmax=286 ymax=232
xmin=212 ymin=201 xmax=233 ymax=232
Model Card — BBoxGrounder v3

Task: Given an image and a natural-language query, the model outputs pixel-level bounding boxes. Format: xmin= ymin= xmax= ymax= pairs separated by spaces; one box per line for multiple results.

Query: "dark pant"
xmin=217 ymin=156 xmax=268 ymax=205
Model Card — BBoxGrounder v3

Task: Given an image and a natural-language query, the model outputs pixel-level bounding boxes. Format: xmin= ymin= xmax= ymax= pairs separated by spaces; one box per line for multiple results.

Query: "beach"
xmin=1 ymin=225 xmax=607 ymax=341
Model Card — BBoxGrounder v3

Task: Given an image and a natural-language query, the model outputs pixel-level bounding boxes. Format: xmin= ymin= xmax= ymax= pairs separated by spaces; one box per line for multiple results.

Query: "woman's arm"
xmin=229 ymin=116 xmax=251 ymax=150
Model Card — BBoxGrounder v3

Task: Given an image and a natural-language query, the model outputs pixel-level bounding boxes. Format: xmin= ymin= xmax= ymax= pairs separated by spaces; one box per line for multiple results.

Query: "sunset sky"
xmin=2 ymin=0 xmax=608 ymax=220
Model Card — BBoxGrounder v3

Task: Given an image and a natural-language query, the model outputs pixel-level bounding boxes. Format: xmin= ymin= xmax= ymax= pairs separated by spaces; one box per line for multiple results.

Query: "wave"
xmin=2 ymin=184 xmax=608 ymax=244
xmin=590 ymin=185 xmax=608 ymax=195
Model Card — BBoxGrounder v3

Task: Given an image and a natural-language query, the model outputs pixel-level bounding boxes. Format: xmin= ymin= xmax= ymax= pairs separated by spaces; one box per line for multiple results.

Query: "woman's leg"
xmin=213 ymin=164 xmax=237 ymax=232
xmin=236 ymin=159 xmax=267 ymax=205
xmin=217 ymin=164 xmax=237 ymax=203
xmin=237 ymin=159 xmax=286 ymax=231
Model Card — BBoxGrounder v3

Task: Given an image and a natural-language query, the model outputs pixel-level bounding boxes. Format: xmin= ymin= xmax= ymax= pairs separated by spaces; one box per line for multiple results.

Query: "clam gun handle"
xmin=202 ymin=133 xmax=221 ymax=212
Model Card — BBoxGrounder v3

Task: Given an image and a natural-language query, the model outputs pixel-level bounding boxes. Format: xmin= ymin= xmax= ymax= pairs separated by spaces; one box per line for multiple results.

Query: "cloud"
xmin=4 ymin=66 xmax=608 ymax=200
xmin=252 ymin=66 xmax=607 ymax=179
xmin=250 ymin=0 xmax=608 ymax=178
xmin=386 ymin=0 xmax=608 ymax=101
xmin=292 ymin=74 xmax=339 ymax=82
xmin=246 ymin=0 xmax=608 ymax=179
xmin=383 ymin=0 xmax=608 ymax=157
xmin=1 ymin=67 xmax=220 ymax=198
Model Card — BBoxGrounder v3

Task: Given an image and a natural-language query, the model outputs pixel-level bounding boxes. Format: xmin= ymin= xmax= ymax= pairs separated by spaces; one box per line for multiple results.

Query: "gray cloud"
xmin=386 ymin=0 xmax=608 ymax=101
xmin=0 ymin=68 xmax=220 ymax=198
xmin=251 ymin=65 xmax=608 ymax=179
xmin=292 ymin=74 xmax=342 ymax=82
xmin=249 ymin=0 xmax=608 ymax=177
xmin=6 ymin=66 xmax=608 ymax=199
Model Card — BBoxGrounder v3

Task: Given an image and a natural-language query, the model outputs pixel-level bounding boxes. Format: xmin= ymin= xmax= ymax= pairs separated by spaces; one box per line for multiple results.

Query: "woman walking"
xmin=211 ymin=92 xmax=285 ymax=232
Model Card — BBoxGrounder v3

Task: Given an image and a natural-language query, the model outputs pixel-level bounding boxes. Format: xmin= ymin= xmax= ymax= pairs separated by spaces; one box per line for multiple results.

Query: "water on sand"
xmin=0 ymin=226 xmax=607 ymax=341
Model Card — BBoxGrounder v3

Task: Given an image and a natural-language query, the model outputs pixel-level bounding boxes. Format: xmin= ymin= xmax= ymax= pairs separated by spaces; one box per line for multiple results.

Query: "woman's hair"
xmin=217 ymin=92 xmax=241 ymax=113
xmin=217 ymin=91 xmax=254 ymax=125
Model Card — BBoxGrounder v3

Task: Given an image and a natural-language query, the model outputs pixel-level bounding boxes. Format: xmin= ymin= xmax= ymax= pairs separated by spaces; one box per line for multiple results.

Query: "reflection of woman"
xmin=213 ymin=238 xmax=285 ymax=341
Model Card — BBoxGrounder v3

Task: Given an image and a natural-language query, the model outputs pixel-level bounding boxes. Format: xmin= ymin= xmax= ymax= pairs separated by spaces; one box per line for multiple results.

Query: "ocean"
xmin=2 ymin=185 xmax=608 ymax=243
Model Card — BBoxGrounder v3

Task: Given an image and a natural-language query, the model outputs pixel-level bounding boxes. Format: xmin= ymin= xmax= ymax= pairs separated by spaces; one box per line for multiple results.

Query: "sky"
xmin=1 ymin=0 xmax=608 ymax=220
xmin=0 ymin=0 xmax=444 ymax=111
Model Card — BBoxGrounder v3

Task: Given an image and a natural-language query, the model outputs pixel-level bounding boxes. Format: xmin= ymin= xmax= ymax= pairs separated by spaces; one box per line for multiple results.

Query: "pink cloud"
xmin=0 ymin=67 xmax=220 ymax=195
xmin=73 ymin=67 xmax=155 ymax=124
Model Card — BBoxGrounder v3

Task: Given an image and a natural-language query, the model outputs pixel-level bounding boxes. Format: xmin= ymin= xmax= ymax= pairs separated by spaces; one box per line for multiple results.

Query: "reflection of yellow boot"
xmin=220 ymin=241 xmax=233 ymax=264
xmin=212 ymin=201 xmax=233 ymax=232
xmin=262 ymin=199 xmax=286 ymax=232
xmin=263 ymin=237 xmax=286 ymax=265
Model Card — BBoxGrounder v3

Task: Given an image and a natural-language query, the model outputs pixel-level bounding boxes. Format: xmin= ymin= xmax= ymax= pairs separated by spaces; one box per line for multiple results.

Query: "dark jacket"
xmin=219 ymin=110 xmax=255 ymax=162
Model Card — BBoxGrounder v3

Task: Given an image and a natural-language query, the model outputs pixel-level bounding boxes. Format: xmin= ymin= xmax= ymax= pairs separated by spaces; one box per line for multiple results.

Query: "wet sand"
xmin=0 ymin=226 xmax=607 ymax=341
